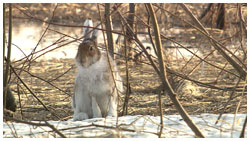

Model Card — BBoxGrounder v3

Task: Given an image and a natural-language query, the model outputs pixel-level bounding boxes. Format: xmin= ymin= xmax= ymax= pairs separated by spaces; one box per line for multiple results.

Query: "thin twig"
xmin=48 ymin=65 xmax=74 ymax=83
xmin=12 ymin=37 xmax=67 ymax=64
xmin=17 ymin=84 xmax=23 ymax=120
xmin=160 ymin=30 xmax=240 ymax=78
xmin=215 ymin=77 xmax=242 ymax=124
xmin=14 ymin=67 xmax=72 ymax=96
xmin=232 ymin=79 xmax=247 ymax=137
xmin=145 ymin=4 xmax=157 ymax=57
xmin=121 ymin=21 xmax=131 ymax=116
xmin=28 ymin=4 xmax=58 ymax=66
xmin=231 ymin=79 xmax=247 ymax=138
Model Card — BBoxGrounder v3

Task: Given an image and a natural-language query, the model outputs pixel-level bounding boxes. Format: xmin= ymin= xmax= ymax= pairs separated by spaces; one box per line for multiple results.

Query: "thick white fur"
xmin=91 ymin=96 xmax=102 ymax=118
xmin=72 ymin=52 xmax=123 ymax=121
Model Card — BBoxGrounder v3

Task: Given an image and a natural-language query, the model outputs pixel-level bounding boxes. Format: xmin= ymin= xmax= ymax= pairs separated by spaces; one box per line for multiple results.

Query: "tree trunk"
xmin=104 ymin=4 xmax=115 ymax=59
xmin=199 ymin=3 xmax=226 ymax=29
xmin=216 ymin=4 xmax=225 ymax=29
xmin=125 ymin=3 xmax=136 ymax=57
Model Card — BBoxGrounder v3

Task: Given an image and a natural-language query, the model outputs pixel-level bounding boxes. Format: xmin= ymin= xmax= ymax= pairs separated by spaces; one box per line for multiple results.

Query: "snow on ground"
xmin=3 ymin=114 xmax=247 ymax=138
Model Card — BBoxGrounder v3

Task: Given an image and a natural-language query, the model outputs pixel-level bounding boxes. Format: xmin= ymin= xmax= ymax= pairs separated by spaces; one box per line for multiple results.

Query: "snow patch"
xmin=3 ymin=114 xmax=247 ymax=138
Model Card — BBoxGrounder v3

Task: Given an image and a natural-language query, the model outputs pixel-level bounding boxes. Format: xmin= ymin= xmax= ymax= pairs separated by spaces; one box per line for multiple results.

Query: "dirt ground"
xmin=5 ymin=3 xmax=247 ymax=121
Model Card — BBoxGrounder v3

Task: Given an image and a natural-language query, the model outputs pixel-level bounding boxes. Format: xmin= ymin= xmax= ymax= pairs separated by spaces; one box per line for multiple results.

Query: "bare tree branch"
xmin=146 ymin=3 xmax=205 ymax=138
xmin=179 ymin=4 xmax=246 ymax=80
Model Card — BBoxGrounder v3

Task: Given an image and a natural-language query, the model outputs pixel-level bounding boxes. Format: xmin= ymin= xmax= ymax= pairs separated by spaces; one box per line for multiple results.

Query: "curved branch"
xmin=146 ymin=3 xmax=205 ymax=138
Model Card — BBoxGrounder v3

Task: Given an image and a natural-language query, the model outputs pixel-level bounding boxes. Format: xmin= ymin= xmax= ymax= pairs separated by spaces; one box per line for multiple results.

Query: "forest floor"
xmin=9 ymin=54 xmax=247 ymax=121
xmin=5 ymin=3 xmax=247 ymax=121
